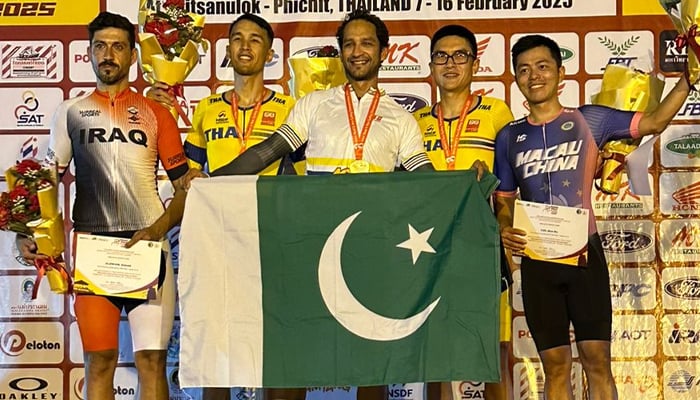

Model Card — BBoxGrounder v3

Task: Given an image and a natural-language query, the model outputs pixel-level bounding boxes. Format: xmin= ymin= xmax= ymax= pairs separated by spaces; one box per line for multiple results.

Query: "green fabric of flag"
xmin=178 ymin=171 xmax=501 ymax=388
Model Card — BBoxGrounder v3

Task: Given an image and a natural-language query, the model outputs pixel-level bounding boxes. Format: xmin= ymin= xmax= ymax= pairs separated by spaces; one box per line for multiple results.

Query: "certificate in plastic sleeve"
xmin=513 ymin=200 xmax=589 ymax=266
xmin=73 ymin=233 xmax=162 ymax=299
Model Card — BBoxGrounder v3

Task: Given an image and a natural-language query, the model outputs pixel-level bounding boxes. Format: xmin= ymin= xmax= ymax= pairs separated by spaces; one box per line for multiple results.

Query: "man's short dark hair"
xmin=335 ymin=9 xmax=389 ymax=50
xmin=430 ymin=25 xmax=477 ymax=56
xmin=88 ymin=11 xmax=135 ymax=49
xmin=511 ymin=34 xmax=562 ymax=69
xmin=229 ymin=13 xmax=275 ymax=46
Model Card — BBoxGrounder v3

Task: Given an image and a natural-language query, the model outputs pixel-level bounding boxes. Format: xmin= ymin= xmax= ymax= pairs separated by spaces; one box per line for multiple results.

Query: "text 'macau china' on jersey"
xmin=493 ymin=105 xmax=641 ymax=234
xmin=47 ymin=88 xmax=188 ymax=232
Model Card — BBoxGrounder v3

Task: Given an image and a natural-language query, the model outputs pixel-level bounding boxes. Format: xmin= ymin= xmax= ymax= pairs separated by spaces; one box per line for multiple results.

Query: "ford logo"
xmin=388 ymin=93 xmax=428 ymax=113
xmin=665 ymin=277 xmax=700 ymax=299
xmin=599 ymin=230 xmax=652 ymax=253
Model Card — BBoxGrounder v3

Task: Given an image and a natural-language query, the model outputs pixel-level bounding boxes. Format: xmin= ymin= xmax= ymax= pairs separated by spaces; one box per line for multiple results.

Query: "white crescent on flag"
xmin=318 ymin=211 xmax=441 ymax=341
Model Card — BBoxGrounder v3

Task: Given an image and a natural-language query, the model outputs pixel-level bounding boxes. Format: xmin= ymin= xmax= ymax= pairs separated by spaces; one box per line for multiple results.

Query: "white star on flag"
xmin=396 ymin=224 xmax=436 ymax=264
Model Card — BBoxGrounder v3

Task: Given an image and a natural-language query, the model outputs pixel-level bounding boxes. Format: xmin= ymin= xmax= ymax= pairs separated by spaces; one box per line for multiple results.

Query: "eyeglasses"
xmin=430 ymin=51 xmax=475 ymax=65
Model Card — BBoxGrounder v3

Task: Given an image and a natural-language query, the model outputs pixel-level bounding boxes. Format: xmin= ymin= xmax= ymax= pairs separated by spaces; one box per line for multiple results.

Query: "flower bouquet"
xmin=138 ymin=0 xmax=207 ymax=124
xmin=288 ymin=45 xmax=346 ymax=99
xmin=1 ymin=159 xmax=69 ymax=298
xmin=591 ymin=64 xmax=665 ymax=194
xmin=660 ymin=0 xmax=700 ymax=88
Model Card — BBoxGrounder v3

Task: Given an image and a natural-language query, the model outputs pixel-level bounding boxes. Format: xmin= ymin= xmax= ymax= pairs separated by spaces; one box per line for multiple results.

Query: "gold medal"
xmin=349 ymin=160 xmax=370 ymax=173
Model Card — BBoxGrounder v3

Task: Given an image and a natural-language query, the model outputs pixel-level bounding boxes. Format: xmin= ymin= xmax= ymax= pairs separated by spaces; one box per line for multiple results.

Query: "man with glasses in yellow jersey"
xmin=414 ymin=24 xmax=514 ymax=400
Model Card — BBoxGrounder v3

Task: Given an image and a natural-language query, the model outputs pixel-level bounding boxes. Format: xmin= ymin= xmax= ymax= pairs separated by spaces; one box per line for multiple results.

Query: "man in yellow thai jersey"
xmin=414 ymin=24 xmax=513 ymax=400
xmin=150 ymin=13 xmax=302 ymax=400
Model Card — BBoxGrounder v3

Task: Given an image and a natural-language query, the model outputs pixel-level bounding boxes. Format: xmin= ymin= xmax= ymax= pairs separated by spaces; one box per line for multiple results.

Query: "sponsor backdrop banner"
xmin=0 ymin=0 xmax=693 ymax=399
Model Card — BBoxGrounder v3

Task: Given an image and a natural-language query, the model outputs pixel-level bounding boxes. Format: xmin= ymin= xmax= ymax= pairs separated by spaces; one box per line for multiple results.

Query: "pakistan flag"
xmin=178 ymin=171 xmax=501 ymax=388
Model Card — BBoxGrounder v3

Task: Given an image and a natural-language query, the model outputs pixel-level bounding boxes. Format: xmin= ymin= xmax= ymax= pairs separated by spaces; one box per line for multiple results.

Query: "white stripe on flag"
xmin=178 ymin=176 xmax=263 ymax=388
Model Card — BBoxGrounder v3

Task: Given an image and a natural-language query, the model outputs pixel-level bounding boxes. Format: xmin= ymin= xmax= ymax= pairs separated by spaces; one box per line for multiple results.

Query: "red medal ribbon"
xmin=231 ymin=89 xmax=266 ymax=155
xmin=436 ymin=95 xmax=473 ymax=170
xmin=344 ymin=84 xmax=381 ymax=160
xmin=31 ymin=257 xmax=72 ymax=300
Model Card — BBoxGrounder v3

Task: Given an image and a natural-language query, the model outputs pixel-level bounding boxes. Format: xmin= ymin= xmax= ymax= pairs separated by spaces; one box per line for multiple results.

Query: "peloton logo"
xmin=0 ymin=330 xmax=26 ymax=356
xmin=0 ymin=329 xmax=60 ymax=356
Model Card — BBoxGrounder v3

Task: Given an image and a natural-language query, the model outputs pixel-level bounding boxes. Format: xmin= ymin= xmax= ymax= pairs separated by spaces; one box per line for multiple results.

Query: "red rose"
xmin=177 ymin=15 xmax=192 ymax=25
xmin=145 ymin=19 xmax=179 ymax=48
xmin=9 ymin=186 xmax=30 ymax=202
xmin=28 ymin=194 xmax=39 ymax=213
xmin=12 ymin=212 xmax=28 ymax=223
xmin=163 ymin=0 xmax=185 ymax=8
xmin=15 ymin=159 xmax=42 ymax=175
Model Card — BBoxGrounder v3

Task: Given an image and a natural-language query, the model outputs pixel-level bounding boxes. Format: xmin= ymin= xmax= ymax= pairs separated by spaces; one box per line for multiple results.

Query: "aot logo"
xmin=664 ymin=277 xmax=700 ymax=299
xmin=388 ymin=93 xmax=428 ymax=113
xmin=666 ymin=133 xmax=700 ymax=157
xmin=611 ymin=329 xmax=652 ymax=341
xmin=599 ymin=231 xmax=652 ymax=253
xmin=0 ymin=329 xmax=26 ymax=356
xmin=598 ymin=35 xmax=639 ymax=68
xmin=0 ymin=2 xmax=57 ymax=17
xmin=668 ymin=323 xmax=700 ymax=344
xmin=668 ymin=369 xmax=699 ymax=393
xmin=14 ymin=90 xmax=44 ymax=127
xmin=610 ymin=283 xmax=652 ymax=298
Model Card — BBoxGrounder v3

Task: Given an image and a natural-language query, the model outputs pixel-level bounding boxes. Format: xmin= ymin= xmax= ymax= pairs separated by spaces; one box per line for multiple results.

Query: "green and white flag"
xmin=178 ymin=171 xmax=501 ymax=388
